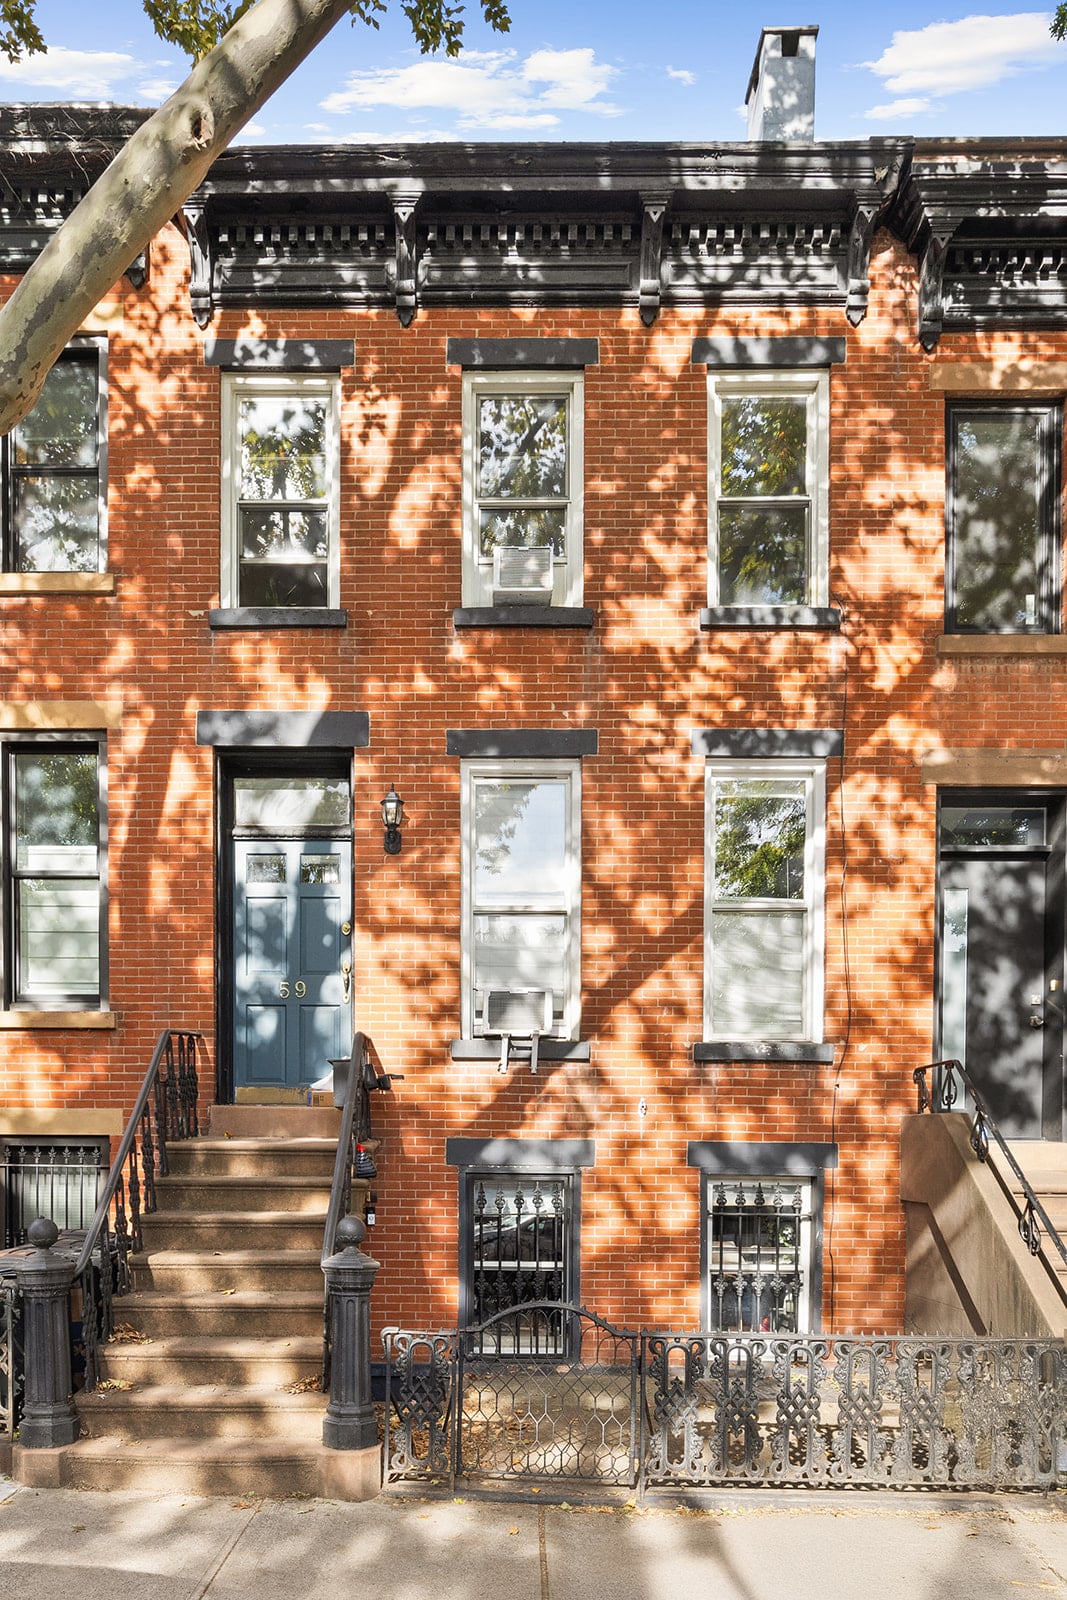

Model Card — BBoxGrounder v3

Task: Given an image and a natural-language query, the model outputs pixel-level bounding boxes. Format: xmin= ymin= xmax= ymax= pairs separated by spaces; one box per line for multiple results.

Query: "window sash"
xmin=221 ymin=375 xmax=339 ymax=609
xmin=704 ymin=761 xmax=825 ymax=1042
xmin=461 ymin=760 xmax=580 ymax=1038
xmin=946 ymin=403 xmax=1061 ymax=634
xmin=7 ymin=742 xmax=105 ymax=1007
xmin=708 ymin=373 xmax=828 ymax=608
xmin=462 ymin=373 xmax=584 ymax=607
xmin=5 ymin=348 xmax=104 ymax=574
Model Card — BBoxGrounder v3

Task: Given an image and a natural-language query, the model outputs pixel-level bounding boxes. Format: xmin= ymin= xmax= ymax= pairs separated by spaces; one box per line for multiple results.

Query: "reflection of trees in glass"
xmin=16 ymin=751 xmax=98 ymax=857
xmin=475 ymin=782 xmax=535 ymax=881
xmin=714 ymin=782 xmax=805 ymax=900
xmin=239 ymin=397 xmax=326 ymax=502
xmin=721 ymin=396 xmax=805 ymax=498
xmin=718 ymin=395 xmax=809 ymax=604
xmin=477 ymin=394 xmax=567 ymax=555
xmin=940 ymin=805 xmax=1045 ymax=849
xmin=952 ymin=409 xmax=1048 ymax=630
xmin=12 ymin=357 xmax=99 ymax=572
xmin=237 ymin=395 xmax=329 ymax=605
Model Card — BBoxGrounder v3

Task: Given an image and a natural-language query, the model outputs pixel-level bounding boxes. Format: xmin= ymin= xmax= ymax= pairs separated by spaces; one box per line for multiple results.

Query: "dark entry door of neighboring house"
xmin=229 ymin=767 xmax=353 ymax=1093
xmin=938 ymin=794 xmax=1066 ymax=1140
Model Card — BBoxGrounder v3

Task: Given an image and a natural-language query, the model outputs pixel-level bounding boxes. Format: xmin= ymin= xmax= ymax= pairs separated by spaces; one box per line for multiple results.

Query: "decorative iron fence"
xmin=2 ymin=1140 xmax=108 ymax=1248
xmin=0 ymin=1272 xmax=18 ymax=1439
xmin=384 ymin=1306 xmax=1067 ymax=1493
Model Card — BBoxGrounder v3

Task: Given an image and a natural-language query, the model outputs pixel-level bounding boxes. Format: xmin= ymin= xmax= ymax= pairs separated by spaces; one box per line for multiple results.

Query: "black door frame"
xmin=935 ymin=787 xmax=1066 ymax=1141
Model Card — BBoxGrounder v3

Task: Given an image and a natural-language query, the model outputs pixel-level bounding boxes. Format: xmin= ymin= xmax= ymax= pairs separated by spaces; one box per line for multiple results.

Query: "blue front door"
xmin=234 ymin=837 xmax=352 ymax=1089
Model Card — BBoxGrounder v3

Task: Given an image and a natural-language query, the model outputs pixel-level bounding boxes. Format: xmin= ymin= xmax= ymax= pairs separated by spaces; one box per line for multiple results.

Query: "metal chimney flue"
xmin=746 ymin=25 xmax=818 ymax=142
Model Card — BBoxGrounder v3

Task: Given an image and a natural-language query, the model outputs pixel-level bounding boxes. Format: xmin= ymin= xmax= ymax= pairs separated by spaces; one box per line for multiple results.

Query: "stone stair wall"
xmin=18 ymin=1106 xmax=378 ymax=1499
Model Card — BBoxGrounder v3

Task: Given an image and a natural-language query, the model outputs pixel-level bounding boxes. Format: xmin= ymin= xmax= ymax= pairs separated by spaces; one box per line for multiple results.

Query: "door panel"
xmin=234 ymin=837 xmax=351 ymax=1089
xmin=940 ymin=857 xmax=1049 ymax=1138
xmin=938 ymin=795 xmax=1065 ymax=1141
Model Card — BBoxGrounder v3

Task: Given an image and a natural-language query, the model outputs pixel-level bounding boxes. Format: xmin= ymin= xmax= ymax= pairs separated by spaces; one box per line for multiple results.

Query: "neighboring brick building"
xmin=1 ymin=30 xmax=1065 ymax=1345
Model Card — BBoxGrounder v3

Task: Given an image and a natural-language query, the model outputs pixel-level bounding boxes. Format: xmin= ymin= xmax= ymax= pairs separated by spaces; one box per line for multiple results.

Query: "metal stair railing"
xmin=321 ymin=1032 xmax=399 ymax=1386
xmin=74 ymin=1028 xmax=203 ymax=1389
xmin=913 ymin=1056 xmax=1067 ymax=1307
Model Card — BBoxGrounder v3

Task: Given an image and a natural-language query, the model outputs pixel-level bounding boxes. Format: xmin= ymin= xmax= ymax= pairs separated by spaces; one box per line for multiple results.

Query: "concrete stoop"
xmin=29 ymin=1105 xmax=380 ymax=1501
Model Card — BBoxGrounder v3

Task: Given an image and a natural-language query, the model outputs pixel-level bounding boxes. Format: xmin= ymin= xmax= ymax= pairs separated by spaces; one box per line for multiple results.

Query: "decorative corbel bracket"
xmin=392 ymin=191 xmax=421 ymax=327
xmin=918 ymin=218 xmax=962 ymax=352
xmin=181 ymin=201 xmax=214 ymax=329
xmin=845 ymin=201 xmax=879 ymax=327
xmin=639 ymin=191 xmax=671 ymax=327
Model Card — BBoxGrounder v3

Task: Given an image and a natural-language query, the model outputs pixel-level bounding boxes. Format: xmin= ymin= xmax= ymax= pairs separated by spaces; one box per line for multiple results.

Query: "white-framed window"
xmin=705 ymin=1175 xmax=816 ymax=1333
xmin=707 ymin=371 xmax=829 ymax=607
xmin=704 ymin=759 xmax=825 ymax=1041
xmin=221 ymin=373 xmax=340 ymax=609
xmin=460 ymin=759 xmax=581 ymax=1039
xmin=4 ymin=737 xmax=106 ymax=1009
xmin=461 ymin=371 xmax=584 ymax=608
xmin=2 ymin=344 xmax=106 ymax=574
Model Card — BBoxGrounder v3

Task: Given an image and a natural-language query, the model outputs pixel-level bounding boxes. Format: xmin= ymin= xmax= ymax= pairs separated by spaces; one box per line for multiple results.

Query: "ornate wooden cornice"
xmin=179 ymin=139 xmax=905 ymax=328
xmin=888 ymin=141 xmax=1067 ymax=348
xmin=0 ymin=105 xmax=152 ymax=283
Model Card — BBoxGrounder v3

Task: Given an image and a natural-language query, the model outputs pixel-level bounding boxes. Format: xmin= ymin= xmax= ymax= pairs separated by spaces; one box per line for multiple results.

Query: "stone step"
xmin=113 ymin=1288 xmax=324 ymax=1339
xmin=130 ymin=1249 xmax=325 ymax=1294
xmin=138 ymin=1210 xmax=326 ymax=1253
xmin=54 ymin=1434 xmax=327 ymax=1498
xmin=166 ymin=1137 xmax=340 ymax=1179
xmin=207 ymin=1105 xmax=342 ymax=1140
xmin=77 ymin=1382 xmax=325 ymax=1441
xmin=95 ymin=1333 xmax=323 ymax=1386
xmin=153 ymin=1175 xmax=336 ymax=1213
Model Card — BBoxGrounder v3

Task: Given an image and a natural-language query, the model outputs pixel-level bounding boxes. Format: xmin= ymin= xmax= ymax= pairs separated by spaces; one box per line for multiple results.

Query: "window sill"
xmin=693 ymin=1040 xmax=834 ymax=1064
xmin=700 ymin=606 xmax=840 ymax=632
xmin=0 ymin=573 xmax=115 ymax=596
xmin=938 ymin=634 xmax=1067 ymax=656
xmin=209 ymin=607 xmax=348 ymax=630
xmin=453 ymin=606 xmax=594 ymax=630
xmin=0 ymin=1010 xmax=118 ymax=1030
xmin=451 ymin=1037 xmax=591 ymax=1063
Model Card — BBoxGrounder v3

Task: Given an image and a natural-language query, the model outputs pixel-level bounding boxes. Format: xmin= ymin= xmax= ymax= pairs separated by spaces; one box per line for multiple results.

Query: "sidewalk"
xmin=2 ymin=1477 xmax=1066 ymax=1600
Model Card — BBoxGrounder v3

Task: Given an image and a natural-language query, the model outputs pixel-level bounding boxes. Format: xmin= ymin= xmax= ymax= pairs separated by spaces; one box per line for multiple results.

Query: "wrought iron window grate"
xmin=708 ymin=1178 xmax=812 ymax=1334
xmin=469 ymin=1175 xmax=570 ymax=1356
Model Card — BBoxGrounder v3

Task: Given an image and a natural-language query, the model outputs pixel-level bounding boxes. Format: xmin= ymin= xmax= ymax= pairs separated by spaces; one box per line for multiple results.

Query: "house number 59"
xmin=279 ymin=980 xmax=307 ymax=998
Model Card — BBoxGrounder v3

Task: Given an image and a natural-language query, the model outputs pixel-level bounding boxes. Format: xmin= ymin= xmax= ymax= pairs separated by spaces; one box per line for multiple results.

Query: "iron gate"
xmin=383 ymin=1306 xmax=1067 ymax=1492
xmin=384 ymin=1302 xmax=641 ymax=1488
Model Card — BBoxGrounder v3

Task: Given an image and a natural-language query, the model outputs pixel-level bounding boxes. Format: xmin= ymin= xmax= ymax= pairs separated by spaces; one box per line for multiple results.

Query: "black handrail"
xmin=322 ymin=1031 xmax=371 ymax=1270
xmin=75 ymin=1029 xmax=202 ymax=1386
xmin=913 ymin=1057 xmax=1067 ymax=1292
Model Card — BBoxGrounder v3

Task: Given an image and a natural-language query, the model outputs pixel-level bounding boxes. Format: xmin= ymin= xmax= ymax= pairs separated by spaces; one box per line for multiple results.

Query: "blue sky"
xmin=0 ymin=2 xmax=1065 ymax=142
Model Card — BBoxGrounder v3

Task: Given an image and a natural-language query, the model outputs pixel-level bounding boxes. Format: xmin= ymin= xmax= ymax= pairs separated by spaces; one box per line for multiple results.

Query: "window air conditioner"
xmin=492 ymin=545 xmax=553 ymax=606
xmin=482 ymin=988 xmax=554 ymax=1074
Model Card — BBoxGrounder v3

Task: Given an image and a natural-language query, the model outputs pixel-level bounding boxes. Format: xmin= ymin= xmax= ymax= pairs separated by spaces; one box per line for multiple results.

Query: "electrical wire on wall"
xmin=824 ymin=594 xmax=854 ymax=1330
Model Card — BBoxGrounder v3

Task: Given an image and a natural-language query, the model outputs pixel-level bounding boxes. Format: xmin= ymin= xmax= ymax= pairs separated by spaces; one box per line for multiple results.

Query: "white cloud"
xmin=864 ymin=13 xmax=1061 ymax=98
xmin=666 ymin=66 xmax=696 ymax=86
xmin=322 ymin=46 xmax=620 ymax=130
xmin=0 ymin=45 xmax=142 ymax=97
xmin=866 ymin=96 xmax=933 ymax=122
xmin=135 ymin=76 xmax=179 ymax=102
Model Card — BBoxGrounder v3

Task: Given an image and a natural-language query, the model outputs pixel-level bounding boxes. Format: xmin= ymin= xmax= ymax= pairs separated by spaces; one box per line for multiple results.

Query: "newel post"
xmin=15 ymin=1218 xmax=79 ymax=1448
xmin=322 ymin=1214 xmax=380 ymax=1454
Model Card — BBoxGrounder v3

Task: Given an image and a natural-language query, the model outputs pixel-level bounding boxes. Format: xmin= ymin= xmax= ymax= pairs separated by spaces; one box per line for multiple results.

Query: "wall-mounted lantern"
xmin=381 ymin=785 xmax=404 ymax=855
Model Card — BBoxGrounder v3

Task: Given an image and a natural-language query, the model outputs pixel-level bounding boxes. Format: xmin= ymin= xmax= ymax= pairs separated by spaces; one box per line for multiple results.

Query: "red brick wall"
xmin=2 ymin=221 xmax=1065 ymax=1337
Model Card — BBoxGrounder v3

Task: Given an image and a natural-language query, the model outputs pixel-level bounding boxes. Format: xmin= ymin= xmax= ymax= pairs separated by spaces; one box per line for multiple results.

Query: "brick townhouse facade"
xmin=0 ymin=29 xmax=1066 ymax=1347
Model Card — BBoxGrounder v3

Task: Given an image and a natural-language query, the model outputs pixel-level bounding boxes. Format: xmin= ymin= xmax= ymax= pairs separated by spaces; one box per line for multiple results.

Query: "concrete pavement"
xmin=1 ymin=1475 xmax=1066 ymax=1600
